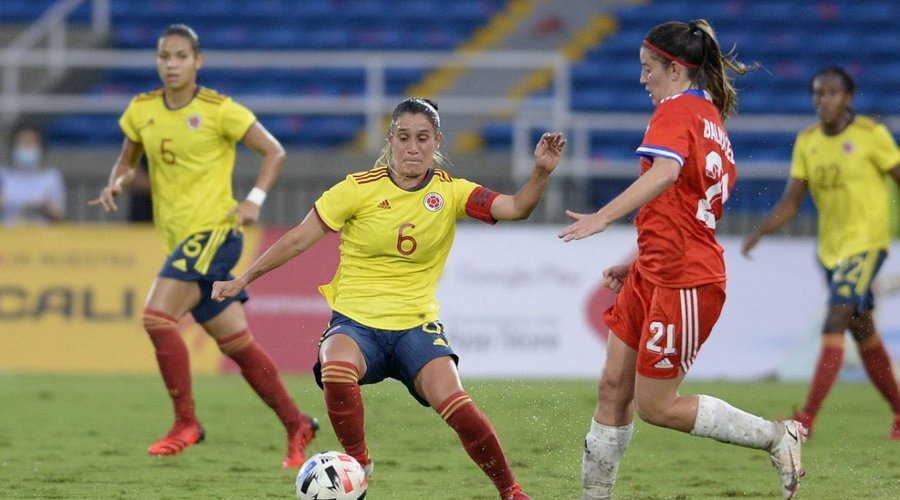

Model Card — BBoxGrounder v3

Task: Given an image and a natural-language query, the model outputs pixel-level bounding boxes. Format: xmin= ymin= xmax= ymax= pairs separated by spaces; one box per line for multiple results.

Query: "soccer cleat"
xmin=500 ymin=484 xmax=531 ymax=500
xmin=791 ymin=406 xmax=814 ymax=439
xmin=889 ymin=417 xmax=900 ymax=441
xmin=281 ymin=414 xmax=319 ymax=468
xmin=148 ymin=420 xmax=205 ymax=456
xmin=769 ymin=420 xmax=807 ymax=499
xmin=362 ymin=459 xmax=374 ymax=479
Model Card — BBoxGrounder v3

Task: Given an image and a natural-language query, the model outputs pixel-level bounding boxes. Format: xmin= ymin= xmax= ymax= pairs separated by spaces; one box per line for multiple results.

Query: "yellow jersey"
xmin=790 ymin=115 xmax=900 ymax=267
xmin=119 ymin=87 xmax=257 ymax=252
xmin=314 ymin=167 xmax=494 ymax=330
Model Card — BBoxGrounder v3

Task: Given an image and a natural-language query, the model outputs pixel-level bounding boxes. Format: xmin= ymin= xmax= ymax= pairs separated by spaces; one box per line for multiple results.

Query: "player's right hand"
xmin=88 ymin=182 xmax=123 ymax=212
xmin=602 ymin=264 xmax=629 ymax=293
xmin=211 ymin=279 xmax=245 ymax=302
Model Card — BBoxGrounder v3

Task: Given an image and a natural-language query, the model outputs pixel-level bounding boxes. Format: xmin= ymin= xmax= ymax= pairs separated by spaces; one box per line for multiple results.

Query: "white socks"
xmin=582 ymin=419 xmax=633 ymax=500
xmin=690 ymin=394 xmax=781 ymax=449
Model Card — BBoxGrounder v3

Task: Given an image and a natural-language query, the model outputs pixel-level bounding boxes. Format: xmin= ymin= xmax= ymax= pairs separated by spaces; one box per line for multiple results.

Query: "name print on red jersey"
xmin=702 ymin=117 xmax=734 ymax=163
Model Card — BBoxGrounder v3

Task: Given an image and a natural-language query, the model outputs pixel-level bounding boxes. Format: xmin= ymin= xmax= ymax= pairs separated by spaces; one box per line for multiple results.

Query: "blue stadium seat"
xmin=2 ymin=0 xmax=91 ymax=22
xmin=46 ymin=0 xmax=506 ymax=147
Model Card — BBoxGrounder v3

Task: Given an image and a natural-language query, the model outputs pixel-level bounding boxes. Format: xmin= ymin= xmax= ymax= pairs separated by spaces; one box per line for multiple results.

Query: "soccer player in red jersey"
xmin=743 ymin=66 xmax=900 ymax=440
xmin=559 ymin=20 xmax=806 ymax=499
xmin=212 ymin=98 xmax=566 ymax=499
xmin=90 ymin=24 xmax=317 ymax=468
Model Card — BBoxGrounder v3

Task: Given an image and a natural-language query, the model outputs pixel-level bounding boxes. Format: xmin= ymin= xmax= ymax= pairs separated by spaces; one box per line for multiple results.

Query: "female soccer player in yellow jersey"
xmin=212 ymin=98 xmax=565 ymax=499
xmin=743 ymin=66 xmax=900 ymax=440
xmin=90 ymin=24 xmax=317 ymax=468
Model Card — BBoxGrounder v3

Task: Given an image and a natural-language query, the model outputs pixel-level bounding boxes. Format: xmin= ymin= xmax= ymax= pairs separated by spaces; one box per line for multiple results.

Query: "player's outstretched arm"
xmin=211 ymin=208 xmax=329 ymax=302
xmin=88 ymin=138 xmax=144 ymax=212
xmin=559 ymin=157 xmax=679 ymax=242
xmin=741 ymin=177 xmax=807 ymax=258
xmin=489 ymin=132 xmax=566 ymax=221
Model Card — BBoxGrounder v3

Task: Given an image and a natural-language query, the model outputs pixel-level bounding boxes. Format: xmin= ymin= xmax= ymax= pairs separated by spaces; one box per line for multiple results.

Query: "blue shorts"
xmin=822 ymin=249 xmax=887 ymax=315
xmin=312 ymin=311 xmax=458 ymax=407
xmin=158 ymin=229 xmax=249 ymax=323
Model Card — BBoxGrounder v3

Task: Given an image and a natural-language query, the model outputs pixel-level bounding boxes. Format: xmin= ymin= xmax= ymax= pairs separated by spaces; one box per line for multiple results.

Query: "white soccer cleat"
xmin=768 ymin=420 xmax=807 ymax=499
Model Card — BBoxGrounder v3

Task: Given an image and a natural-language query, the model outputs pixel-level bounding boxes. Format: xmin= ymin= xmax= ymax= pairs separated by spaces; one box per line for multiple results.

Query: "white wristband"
xmin=246 ymin=187 xmax=267 ymax=206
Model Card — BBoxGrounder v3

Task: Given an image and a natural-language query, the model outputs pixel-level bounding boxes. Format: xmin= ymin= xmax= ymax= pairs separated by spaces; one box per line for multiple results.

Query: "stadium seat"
xmin=42 ymin=0 xmax=507 ymax=147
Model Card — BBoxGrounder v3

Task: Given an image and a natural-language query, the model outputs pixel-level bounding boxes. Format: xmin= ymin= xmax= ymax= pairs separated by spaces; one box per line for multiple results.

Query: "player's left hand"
xmin=533 ymin=132 xmax=566 ymax=174
xmin=226 ymin=200 xmax=261 ymax=229
xmin=211 ymin=277 xmax=246 ymax=302
xmin=558 ymin=210 xmax=609 ymax=242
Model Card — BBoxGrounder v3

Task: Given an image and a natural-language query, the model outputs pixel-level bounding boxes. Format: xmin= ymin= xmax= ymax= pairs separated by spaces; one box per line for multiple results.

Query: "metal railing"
xmin=1 ymin=0 xmax=109 ymax=125
xmin=1 ymin=46 xmax=570 ymax=153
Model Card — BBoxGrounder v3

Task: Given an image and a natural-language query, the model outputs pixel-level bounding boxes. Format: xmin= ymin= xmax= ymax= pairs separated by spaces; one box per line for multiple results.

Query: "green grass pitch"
xmin=1 ymin=374 xmax=898 ymax=499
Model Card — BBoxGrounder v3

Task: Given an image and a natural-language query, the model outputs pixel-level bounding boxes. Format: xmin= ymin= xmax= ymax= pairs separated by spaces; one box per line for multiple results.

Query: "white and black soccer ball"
xmin=295 ymin=451 xmax=367 ymax=500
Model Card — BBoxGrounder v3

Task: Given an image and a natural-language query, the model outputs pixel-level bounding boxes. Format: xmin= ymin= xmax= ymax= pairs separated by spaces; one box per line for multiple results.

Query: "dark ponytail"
xmin=644 ymin=19 xmax=757 ymax=120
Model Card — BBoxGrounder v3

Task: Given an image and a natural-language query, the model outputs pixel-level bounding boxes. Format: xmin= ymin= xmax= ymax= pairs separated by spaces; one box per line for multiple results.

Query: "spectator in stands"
xmin=89 ymin=24 xmax=317 ymax=468
xmin=742 ymin=66 xmax=900 ymax=440
xmin=0 ymin=124 xmax=65 ymax=225
xmin=558 ymin=19 xmax=806 ymax=500
xmin=211 ymin=98 xmax=566 ymax=500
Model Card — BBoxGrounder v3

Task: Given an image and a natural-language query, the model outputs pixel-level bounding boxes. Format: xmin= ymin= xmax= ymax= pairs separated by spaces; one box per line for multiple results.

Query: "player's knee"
xmin=597 ymin=373 xmax=633 ymax=408
xmin=823 ymin=304 xmax=854 ymax=333
xmin=216 ymin=329 xmax=253 ymax=356
xmin=633 ymin=396 xmax=672 ymax=427
xmin=142 ymin=308 xmax=178 ymax=334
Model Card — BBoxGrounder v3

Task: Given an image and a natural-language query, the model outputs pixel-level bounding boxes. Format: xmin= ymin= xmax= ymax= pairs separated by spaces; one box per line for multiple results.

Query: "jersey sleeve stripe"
xmin=352 ymin=167 xmax=388 ymax=183
xmin=195 ymin=95 xmax=225 ymax=106
xmin=635 ymin=145 xmax=685 ymax=166
xmin=355 ymin=172 xmax=389 ymax=184
xmin=434 ymin=169 xmax=454 ymax=182
xmin=134 ymin=89 xmax=164 ymax=102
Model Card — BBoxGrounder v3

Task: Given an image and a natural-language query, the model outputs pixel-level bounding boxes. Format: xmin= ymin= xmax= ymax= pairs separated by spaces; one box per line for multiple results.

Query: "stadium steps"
xmin=457 ymin=12 xmax=619 ymax=153
xmin=344 ymin=0 xmax=537 ymax=153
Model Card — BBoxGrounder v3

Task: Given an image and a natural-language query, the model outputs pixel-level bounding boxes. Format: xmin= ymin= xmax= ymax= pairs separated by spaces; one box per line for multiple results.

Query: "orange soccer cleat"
xmin=148 ymin=420 xmax=205 ymax=456
xmin=500 ymin=484 xmax=531 ymax=500
xmin=281 ymin=414 xmax=319 ymax=468
xmin=889 ymin=416 xmax=900 ymax=441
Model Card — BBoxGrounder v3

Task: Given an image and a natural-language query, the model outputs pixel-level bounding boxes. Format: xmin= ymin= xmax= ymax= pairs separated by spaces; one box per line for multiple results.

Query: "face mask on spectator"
xmin=13 ymin=146 xmax=41 ymax=168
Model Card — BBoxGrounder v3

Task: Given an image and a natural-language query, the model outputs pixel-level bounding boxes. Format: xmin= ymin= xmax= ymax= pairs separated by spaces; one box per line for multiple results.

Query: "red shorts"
xmin=604 ymin=265 xmax=726 ymax=379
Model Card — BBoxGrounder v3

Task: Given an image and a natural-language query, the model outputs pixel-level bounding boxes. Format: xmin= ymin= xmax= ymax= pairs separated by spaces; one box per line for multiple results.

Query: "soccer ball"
xmin=295 ymin=451 xmax=367 ymax=500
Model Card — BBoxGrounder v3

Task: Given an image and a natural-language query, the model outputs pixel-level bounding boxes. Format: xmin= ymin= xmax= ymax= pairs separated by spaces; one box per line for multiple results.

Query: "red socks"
xmin=143 ymin=309 xmax=195 ymax=422
xmin=859 ymin=337 xmax=900 ymax=415
xmin=438 ymin=391 xmax=516 ymax=493
xmin=220 ymin=330 xmax=302 ymax=430
xmin=143 ymin=311 xmax=302 ymax=435
xmin=321 ymin=361 xmax=368 ymax=466
xmin=802 ymin=335 xmax=845 ymax=418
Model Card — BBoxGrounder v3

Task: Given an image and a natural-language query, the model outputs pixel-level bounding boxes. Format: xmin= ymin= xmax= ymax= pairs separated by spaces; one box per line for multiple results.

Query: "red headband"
xmin=642 ymin=40 xmax=699 ymax=69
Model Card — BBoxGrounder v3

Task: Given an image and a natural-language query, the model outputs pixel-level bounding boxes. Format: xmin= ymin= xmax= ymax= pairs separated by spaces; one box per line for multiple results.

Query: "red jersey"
xmin=633 ymin=90 xmax=735 ymax=288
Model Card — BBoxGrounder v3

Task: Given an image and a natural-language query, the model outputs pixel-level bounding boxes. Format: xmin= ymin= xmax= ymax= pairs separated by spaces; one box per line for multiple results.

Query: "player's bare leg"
xmin=636 ymin=373 xmax=805 ymax=498
xmin=583 ymin=333 xmax=636 ymax=500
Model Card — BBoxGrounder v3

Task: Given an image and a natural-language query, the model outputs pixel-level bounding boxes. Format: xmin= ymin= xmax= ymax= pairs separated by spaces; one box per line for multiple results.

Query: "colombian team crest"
xmin=187 ymin=114 xmax=202 ymax=129
xmin=423 ymin=192 xmax=444 ymax=212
